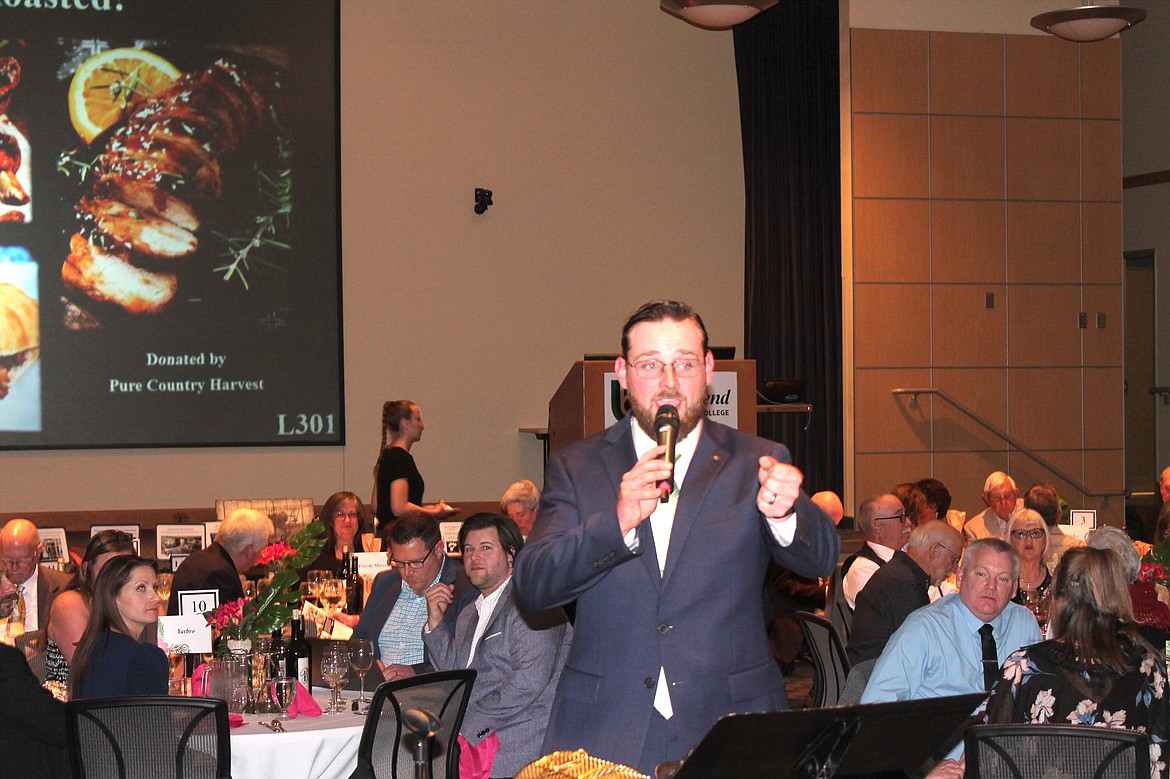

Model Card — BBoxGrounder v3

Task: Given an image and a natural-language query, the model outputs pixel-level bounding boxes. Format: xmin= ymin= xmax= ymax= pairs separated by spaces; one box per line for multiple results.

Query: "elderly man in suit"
xmin=1 ymin=519 xmax=72 ymax=632
xmin=963 ymin=472 xmax=1020 ymax=542
xmin=513 ymin=300 xmax=840 ymax=775
xmin=167 ymin=508 xmax=273 ymax=616
xmin=424 ymin=513 xmax=570 ymax=778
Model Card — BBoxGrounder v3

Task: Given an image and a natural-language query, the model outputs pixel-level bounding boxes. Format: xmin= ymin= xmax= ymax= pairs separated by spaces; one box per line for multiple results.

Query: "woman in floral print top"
xmin=985 ymin=546 xmax=1170 ymax=779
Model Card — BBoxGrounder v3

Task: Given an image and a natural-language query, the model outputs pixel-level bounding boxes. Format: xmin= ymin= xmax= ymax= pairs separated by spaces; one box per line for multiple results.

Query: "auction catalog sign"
xmin=0 ymin=0 xmax=343 ymax=448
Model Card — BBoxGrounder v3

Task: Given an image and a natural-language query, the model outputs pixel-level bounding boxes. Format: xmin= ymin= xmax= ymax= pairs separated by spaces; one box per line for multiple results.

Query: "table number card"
xmin=176 ymin=589 xmax=220 ymax=617
xmin=158 ymin=614 xmax=214 ymax=654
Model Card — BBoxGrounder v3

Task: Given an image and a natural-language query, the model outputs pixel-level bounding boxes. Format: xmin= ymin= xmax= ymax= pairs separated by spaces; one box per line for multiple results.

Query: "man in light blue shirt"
xmin=861 ymin=538 xmax=1042 ymax=762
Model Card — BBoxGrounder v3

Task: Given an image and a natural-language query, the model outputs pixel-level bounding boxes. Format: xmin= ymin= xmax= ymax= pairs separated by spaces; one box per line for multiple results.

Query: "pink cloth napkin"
xmin=228 ymin=714 xmax=245 ymax=729
xmin=190 ymin=664 xmax=209 ymax=697
xmin=285 ymin=681 xmax=322 ymax=718
xmin=458 ymin=732 xmax=499 ymax=779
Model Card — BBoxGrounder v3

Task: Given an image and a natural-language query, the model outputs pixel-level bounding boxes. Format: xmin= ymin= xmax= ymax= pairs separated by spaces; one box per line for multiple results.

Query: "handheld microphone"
xmin=654 ymin=404 xmax=680 ymax=503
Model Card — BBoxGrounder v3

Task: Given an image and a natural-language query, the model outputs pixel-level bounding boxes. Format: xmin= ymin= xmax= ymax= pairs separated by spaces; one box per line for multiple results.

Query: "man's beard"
xmin=631 ymin=393 xmax=706 ymax=442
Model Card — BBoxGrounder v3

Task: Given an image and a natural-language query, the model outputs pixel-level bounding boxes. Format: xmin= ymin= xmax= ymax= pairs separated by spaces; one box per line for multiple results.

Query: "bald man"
xmin=811 ymin=491 xmax=845 ymax=526
xmin=0 ymin=519 xmax=73 ymax=632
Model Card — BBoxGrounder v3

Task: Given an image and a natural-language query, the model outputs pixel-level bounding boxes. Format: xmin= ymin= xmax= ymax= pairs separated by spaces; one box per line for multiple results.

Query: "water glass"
xmin=271 ymin=677 xmax=296 ymax=719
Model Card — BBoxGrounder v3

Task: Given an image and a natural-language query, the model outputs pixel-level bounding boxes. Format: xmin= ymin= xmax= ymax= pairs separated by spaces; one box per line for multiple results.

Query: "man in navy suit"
xmin=513 ymin=300 xmax=840 ymax=775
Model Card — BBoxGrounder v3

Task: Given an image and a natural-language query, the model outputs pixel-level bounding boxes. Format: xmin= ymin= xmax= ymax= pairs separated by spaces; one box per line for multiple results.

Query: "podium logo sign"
xmin=604 ymin=372 xmax=739 ymax=430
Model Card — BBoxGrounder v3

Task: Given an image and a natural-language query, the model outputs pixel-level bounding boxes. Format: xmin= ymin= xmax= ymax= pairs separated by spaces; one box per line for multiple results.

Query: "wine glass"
xmin=320 ymin=644 xmax=350 ymax=715
xmin=157 ymin=572 xmax=174 ymax=610
xmin=272 ymin=677 xmax=296 ymax=719
xmin=319 ymin=579 xmax=345 ymax=615
xmin=307 ymin=570 xmax=328 ymax=606
xmin=349 ymin=639 xmax=375 ymax=705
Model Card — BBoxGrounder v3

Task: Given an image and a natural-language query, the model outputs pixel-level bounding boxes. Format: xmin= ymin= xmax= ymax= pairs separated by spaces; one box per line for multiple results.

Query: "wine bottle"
xmin=287 ymin=609 xmax=312 ymax=692
xmin=345 ymin=552 xmax=364 ymax=615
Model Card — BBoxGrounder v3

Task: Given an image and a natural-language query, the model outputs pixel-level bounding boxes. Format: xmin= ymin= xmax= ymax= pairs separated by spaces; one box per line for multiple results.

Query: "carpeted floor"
xmin=783 ymin=655 xmax=816 ymax=709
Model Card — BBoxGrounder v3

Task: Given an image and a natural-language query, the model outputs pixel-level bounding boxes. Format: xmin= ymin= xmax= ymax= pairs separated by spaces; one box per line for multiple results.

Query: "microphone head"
xmin=654 ymin=404 xmax=680 ymax=433
xmin=402 ymin=708 xmax=441 ymax=737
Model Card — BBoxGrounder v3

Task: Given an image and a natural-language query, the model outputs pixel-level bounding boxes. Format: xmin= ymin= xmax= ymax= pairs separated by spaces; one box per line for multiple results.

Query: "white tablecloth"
xmin=230 ymin=693 xmax=365 ymax=779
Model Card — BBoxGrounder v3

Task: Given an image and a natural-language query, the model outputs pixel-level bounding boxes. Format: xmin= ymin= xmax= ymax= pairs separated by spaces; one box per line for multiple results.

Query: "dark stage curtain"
xmin=734 ymin=2 xmax=843 ymax=495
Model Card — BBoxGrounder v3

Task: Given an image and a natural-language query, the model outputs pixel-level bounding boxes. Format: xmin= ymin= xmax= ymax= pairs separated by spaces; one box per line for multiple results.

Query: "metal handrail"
xmin=890 ymin=387 xmax=1127 ymax=499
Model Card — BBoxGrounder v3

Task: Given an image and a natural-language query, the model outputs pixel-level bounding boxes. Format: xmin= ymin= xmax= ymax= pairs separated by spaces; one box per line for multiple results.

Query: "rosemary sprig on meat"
xmin=212 ymin=107 xmax=291 ymax=290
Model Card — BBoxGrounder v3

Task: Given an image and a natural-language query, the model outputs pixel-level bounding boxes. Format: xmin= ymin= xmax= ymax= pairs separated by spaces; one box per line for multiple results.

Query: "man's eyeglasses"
xmin=872 ymin=513 xmax=908 ymax=523
xmin=937 ymin=543 xmax=961 ymax=567
xmin=629 ymin=359 xmax=702 ymax=380
xmin=2 ymin=553 xmax=38 ymax=568
xmin=1011 ymin=529 xmax=1045 ymax=541
xmin=388 ymin=545 xmax=435 ymax=570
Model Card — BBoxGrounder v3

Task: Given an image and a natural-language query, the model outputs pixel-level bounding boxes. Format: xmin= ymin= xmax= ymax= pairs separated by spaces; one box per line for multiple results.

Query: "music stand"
xmin=668 ymin=693 xmax=986 ymax=779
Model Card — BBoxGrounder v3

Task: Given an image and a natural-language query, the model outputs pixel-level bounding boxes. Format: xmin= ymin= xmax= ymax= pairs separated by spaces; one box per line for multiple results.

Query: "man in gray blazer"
xmin=423 ymin=513 xmax=570 ymax=778
xmin=1 ymin=519 xmax=72 ymax=632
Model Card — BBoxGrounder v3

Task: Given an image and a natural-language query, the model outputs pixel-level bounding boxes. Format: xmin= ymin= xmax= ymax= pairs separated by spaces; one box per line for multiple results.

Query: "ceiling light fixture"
xmin=660 ymin=0 xmax=778 ymax=31
xmin=1030 ymin=5 xmax=1146 ymax=43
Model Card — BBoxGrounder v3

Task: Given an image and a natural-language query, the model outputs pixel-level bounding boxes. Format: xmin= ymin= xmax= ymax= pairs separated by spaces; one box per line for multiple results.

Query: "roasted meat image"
xmin=0 ymin=128 xmax=28 ymax=206
xmin=63 ymin=59 xmax=271 ymax=319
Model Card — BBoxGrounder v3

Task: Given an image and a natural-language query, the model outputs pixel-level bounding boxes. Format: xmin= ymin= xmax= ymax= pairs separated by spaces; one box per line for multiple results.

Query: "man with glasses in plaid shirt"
xmin=353 ymin=511 xmax=472 ymax=683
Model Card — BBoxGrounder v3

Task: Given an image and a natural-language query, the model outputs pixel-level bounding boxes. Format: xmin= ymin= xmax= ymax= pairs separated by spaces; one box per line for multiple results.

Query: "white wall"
xmin=4 ymin=2 xmax=747 ymax=512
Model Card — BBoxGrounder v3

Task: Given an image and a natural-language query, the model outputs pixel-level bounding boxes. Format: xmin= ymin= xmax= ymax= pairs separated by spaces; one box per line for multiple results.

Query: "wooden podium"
xmin=546 ymin=359 xmax=758 ymax=454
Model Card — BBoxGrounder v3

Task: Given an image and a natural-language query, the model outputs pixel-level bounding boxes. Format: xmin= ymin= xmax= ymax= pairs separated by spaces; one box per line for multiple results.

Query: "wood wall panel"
xmin=851 ymin=28 xmax=928 ymax=114
xmin=1081 ymin=286 xmax=1124 ymax=368
xmin=931 ymin=284 xmax=1007 ymax=367
xmin=1008 ymin=367 xmax=1083 ymax=450
xmin=851 ymin=28 xmax=1125 ymax=520
xmin=1082 ymin=203 xmax=1123 ymax=284
xmin=1080 ymin=40 xmax=1121 ymax=120
xmin=854 ymin=368 xmax=932 ymax=453
xmin=854 ymin=284 xmax=932 ymax=367
xmin=853 ymin=113 xmax=930 ymax=199
xmin=1006 ymin=118 xmax=1080 ymax=200
xmin=931 ymin=367 xmax=1009 ymax=452
xmin=854 ymin=199 xmax=931 ymax=282
xmin=1005 ymin=36 xmax=1079 ymax=118
xmin=855 ymin=453 xmax=933 ymax=507
xmin=930 ymin=201 xmax=1006 ymax=283
xmin=930 ymin=116 xmax=1006 ymax=199
xmin=1084 ymin=367 xmax=1125 ymax=449
xmin=929 ymin=33 xmax=1003 ymax=116
xmin=1082 ymin=120 xmax=1123 ymax=202
xmin=1006 ymin=202 xmax=1080 ymax=284
xmin=1007 ymin=285 xmax=1081 ymax=366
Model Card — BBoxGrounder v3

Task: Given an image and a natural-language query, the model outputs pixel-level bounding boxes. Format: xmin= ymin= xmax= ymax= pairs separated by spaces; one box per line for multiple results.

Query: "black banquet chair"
xmin=349 ymin=669 xmax=476 ymax=779
xmin=794 ymin=610 xmax=851 ymax=708
xmin=65 ymin=696 xmax=231 ymax=779
xmin=964 ymin=724 xmax=1150 ymax=779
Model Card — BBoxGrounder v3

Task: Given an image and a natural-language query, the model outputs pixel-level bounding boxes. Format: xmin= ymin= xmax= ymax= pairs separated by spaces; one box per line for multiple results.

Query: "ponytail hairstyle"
xmin=69 ymin=555 xmax=158 ymax=699
xmin=77 ymin=530 xmax=137 ymax=602
xmin=1048 ymin=546 xmax=1139 ymax=673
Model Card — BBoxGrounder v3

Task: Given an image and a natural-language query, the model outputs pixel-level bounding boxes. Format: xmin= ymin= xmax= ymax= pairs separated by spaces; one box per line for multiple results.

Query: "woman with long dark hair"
xmin=301 ymin=491 xmax=370 ymax=576
xmin=44 ymin=530 xmax=136 ymax=683
xmin=68 ymin=555 xmax=167 ymax=699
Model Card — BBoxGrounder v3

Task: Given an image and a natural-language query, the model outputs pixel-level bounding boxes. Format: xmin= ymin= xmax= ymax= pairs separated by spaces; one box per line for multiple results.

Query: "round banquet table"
xmin=230 ymin=692 xmax=365 ymax=779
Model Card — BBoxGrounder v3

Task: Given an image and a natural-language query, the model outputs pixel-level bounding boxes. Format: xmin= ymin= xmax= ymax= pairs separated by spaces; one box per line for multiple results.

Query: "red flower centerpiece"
xmin=204 ymin=520 xmax=324 ymax=656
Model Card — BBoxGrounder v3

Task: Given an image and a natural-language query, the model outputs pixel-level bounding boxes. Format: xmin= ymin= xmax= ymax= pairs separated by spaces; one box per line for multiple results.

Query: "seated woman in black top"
xmin=301 ymin=490 xmax=370 ymax=577
xmin=372 ymin=399 xmax=455 ymax=532
xmin=69 ymin=555 xmax=168 ymax=700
